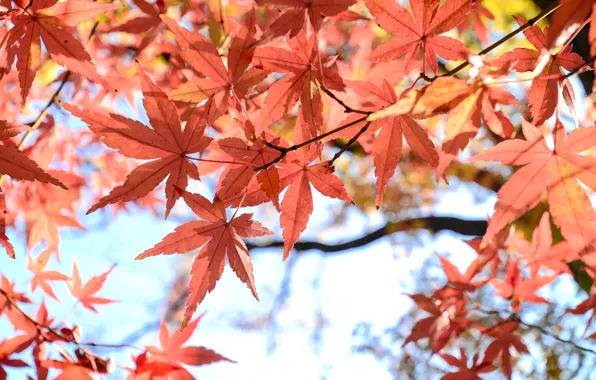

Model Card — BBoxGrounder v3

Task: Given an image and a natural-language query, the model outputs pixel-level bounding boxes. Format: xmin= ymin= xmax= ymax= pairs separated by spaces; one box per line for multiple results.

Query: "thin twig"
xmin=255 ymin=115 xmax=370 ymax=170
xmin=427 ymin=1 xmax=562 ymax=82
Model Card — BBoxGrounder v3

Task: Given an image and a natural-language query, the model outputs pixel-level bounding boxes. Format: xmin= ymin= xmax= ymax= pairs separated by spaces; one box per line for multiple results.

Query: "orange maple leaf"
xmin=0 ymin=0 xmax=119 ymax=105
xmin=471 ymin=120 xmax=596 ymax=253
xmin=137 ymin=187 xmax=272 ymax=325
xmin=63 ymin=64 xmax=213 ymax=218
xmin=364 ymin=0 xmax=473 ymax=73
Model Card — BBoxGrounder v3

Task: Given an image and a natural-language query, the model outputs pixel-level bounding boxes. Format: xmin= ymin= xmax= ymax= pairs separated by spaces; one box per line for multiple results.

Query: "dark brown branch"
xmin=246 ymin=215 xmax=487 ymax=253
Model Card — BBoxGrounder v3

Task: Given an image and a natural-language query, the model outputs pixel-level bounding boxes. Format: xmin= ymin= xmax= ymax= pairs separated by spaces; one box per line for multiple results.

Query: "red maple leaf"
xmin=343 ymin=79 xmax=438 ymax=206
xmin=63 ymin=64 xmax=213 ymax=217
xmin=0 ymin=335 xmax=29 ymax=379
xmin=508 ymin=212 xmax=574 ymax=276
xmin=404 ymin=287 xmax=469 ymax=353
xmin=256 ymin=0 xmax=355 ymax=37
xmin=130 ymin=315 xmax=234 ymax=379
xmin=68 ymin=261 xmax=116 ymax=313
xmin=252 ymin=30 xmax=345 ymax=136
xmin=481 ymin=321 xmax=528 ymax=380
xmin=0 ymin=0 xmax=120 ymax=105
xmin=109 ymin=0 xmax=165 ymax=52
xmin=440 ymin=348 xmax=496 ymax=380
xmin=217 ymin=134 xmax=284 ymax=209
xmin=0 ymin=190 xmax=14 ymax=258
xmin=41 ymin=349 xmax=112 ymax=380
xmin=162 ymin=11 xmax=267 ymax=118
xmin=492 ymin=16 xmax=585 ymax=125
xmin=278 ymin=147 xmax=352 ymax=259
xmin=438 ymin=255 xmax=484 ymax=292
xmin=490 ymin=258 xmax=555 ymax=312
xmin=470 ymin=120 xmax=596 ymax=254
xmin=137 ymin=187 xmax=273 ymax=325
xmin=364 ymin=0 xmax=474 ymax=73
xmin=0 ymin=275 xmax=31 ymax=314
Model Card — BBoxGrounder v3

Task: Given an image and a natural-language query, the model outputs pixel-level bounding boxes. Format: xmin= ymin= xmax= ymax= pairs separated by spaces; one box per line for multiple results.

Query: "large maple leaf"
xmin=364 ymin=0 xmax=473 ymax=73
xmin=0 ymin=0 xmax=120 ymax=106
xmin=137 ymin=188 xmax=273 ymax=325
xmin=161 ymin=12 xmax=266 ymax=117
xmin=63 ymin=65 xmax=213 ymax=217
xmin=252 ymin=30 xmax=345 ymax=136
xmin=492 ymin=16 xmax=585 ymax=125
xmin=470 ymin=120 xmax=596 ymax=254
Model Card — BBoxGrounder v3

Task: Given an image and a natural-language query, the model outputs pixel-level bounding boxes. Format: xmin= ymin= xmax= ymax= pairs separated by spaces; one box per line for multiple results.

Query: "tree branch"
xmin=246 ymin=215 xmax=487 ymax=253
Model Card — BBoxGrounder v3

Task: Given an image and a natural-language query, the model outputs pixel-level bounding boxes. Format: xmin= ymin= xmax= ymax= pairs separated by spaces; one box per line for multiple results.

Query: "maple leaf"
xmin=278 ymin=148 xmax=352 ymax=259
xmin=490 ymin=258 xmax=555 ymax=312
xmin=41 ymin=349 xmax=112 ymax=380
xmin=567 ymin=291 xmax=596 ymax=337
xmin=457 ymin=1 xmax=494 ymax=44
xmin=256 ymin=0 xmax=355 ymax=37
xmin=438 ymin=255 xmax=484 ymax=292
xmin=125 ymin=351 xmax=179 ymax=380
xmin=161 ymin=11 xmax=266 ymax=116
xmin=252 ymin=30 xmax=345 ymax=136
xmin=0 ymin=120 xmax=66 ymax=190
xmin=509 ymin=212 xmax=574 ymax=276
xmin=137 ymin=187 xmax=273 ymax=326
xmin=404 ymin=287 xmax=469 ymax=353
xmin=0 ymin=0 xmax=120 ymax=105
xmin=0 ymin=275 xmax=31 ymax=314
xmin=0 ymin=190 xmax=13 ymax=258
xmin=63 ymin=65 xmax=213 ymax=218
xmin=364 ymin=0 xmax=474 ymax=73
xmin=19 ymin=170 xmax=85 ymax=251
xmin=470 ymin=120 xmax=596 ymax=253
xmin=0 ymin=335 xmax=29 ymax=379
xmin=481 ymin=321 xmax=528 ymax=380
xmin=440 ymin=348 xmax=496 ymax=380
xmin=132 ymin=315 xmax=234 ymax=379
xmin=217 ymin=135 xmax=284 ymax=209
xmin=367 ymin=76 xmax=517 ymax=177
xmin=109 ymin=0 xmax=165 ymax=52
xmin=546 ymin=0 xmax=594 ymax=49
xmin=492 ymin=16 xmax=585 ymax=125
xmin=67 ymin=261 xmax=116 ymax=313
xmin=27 ymin=248 xmax=70 ymax=301
xmin=346 ymin=79 xmax=438 ymax=206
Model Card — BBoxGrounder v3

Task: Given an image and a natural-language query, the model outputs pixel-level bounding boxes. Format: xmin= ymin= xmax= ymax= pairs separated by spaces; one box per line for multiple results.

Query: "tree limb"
xmin=246 ymin=216 xmax=487 ymax=253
